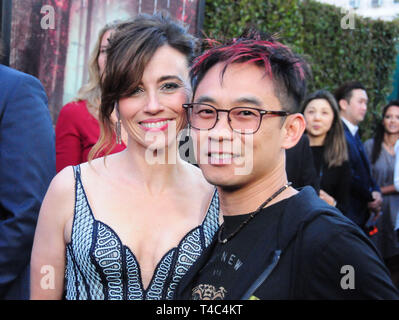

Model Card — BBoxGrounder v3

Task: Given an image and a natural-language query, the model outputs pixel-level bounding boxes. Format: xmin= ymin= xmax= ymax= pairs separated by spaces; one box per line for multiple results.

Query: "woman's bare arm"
xmin=30 ymin=167 xmax=75 ymax=299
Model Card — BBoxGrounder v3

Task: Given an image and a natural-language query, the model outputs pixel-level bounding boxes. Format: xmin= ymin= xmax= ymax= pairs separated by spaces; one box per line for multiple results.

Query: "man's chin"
xmin=202 ymin=175 xmax=244 ymax=192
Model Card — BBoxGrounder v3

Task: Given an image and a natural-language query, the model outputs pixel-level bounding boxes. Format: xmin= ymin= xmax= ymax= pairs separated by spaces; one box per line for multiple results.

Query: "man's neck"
xmin=341 ymin=116 xmax=358 ymax=136
xmin=217 ymin=165 xmax=297 ymax=216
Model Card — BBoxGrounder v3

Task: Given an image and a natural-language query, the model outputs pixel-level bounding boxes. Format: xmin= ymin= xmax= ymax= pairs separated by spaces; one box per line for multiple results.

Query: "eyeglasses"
xmin=183 ymin=103 xmax=290 ymax=134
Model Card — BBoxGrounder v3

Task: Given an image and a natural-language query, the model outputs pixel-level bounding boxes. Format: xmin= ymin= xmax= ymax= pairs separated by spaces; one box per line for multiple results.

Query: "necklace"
xmin=218 ymin=182 xmax=292 ymax=244
xmin=383 ymin=142 xmax=395 ymax=153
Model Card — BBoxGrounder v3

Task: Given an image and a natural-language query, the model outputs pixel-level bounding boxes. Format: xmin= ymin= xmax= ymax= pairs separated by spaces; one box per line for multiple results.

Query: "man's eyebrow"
xmin=234 ymin=97 xmax=263 ymax=106
xmin=194 ymin=96 xmax=263 ymax=106
xmin=195 ymin=96 xmax=217 ymax=104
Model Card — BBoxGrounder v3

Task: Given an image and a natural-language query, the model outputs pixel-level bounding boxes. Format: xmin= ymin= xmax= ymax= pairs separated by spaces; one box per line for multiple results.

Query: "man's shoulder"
xmin=0 ymin=65 xmax=45 ymax=107
xmin=281 ymin=187 xmax=360 ymax=248
xmin=0 ymin=64 xmax=41 ymax=85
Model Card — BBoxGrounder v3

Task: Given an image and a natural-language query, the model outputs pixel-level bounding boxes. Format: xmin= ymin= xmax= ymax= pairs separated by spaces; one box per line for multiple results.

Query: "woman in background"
xmin=365 ymin=100 xmax=399 ymax=288
xmin=301 ymin=89 xmax=350 ymax=214
xmin=55 ymin=21 xmax=127 ymax=173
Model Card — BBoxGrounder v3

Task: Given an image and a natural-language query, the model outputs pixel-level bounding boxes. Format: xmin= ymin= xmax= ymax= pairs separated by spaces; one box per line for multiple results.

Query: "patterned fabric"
xmin=64 ymin=165 xmax=219 ymax=300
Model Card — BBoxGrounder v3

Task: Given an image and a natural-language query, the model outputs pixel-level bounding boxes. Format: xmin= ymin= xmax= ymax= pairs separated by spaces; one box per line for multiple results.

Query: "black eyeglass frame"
xmin=182 ymin=102 xmax=290 ymax=134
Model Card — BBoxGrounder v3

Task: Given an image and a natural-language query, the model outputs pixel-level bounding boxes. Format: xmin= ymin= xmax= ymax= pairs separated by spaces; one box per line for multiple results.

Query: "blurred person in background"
xmin=365 ymin=100 xmax=399 ymax=288
xmin=335 ymin=81 xmax=382 ymax=231
xmin=301 ymin=89 xmax=350 ymax=215
xmin=0 ymin=36 xmax=55 ymax=299
xmin=55 ymin=21 xmax=127 ymax=173
xmin=285 ymin=134 xmax=320 ymax=192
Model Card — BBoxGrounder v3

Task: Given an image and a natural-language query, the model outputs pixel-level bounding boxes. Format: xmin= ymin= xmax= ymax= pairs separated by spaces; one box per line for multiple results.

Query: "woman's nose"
xmin=143 ymin=92 xmax=164 ymax=114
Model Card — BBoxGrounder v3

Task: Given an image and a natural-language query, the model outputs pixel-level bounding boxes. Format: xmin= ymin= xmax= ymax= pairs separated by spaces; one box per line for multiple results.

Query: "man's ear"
xmin=339 ymin=99 xmax=348 ymax=112
xmin=281 ymin=113 xmax=306 ymax=150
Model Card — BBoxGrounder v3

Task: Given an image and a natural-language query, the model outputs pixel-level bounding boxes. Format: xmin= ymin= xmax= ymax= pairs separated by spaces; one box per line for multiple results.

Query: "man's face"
xmin=191 ymin=62 xmax=289 ymax=190
xmin=342 ymin=89 xmax=368 ymax=126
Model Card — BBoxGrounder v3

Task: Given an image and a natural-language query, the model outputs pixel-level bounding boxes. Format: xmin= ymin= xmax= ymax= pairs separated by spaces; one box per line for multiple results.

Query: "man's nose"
xmin=208 ymin=111 xmax=233 ymax=141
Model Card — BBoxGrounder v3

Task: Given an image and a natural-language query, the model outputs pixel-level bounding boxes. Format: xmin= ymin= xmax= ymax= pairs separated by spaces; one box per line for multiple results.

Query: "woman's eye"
xmin=131 ymin=87 xmax=144 ymax=96
xmin=161 ymin=82 xmax=180 ymax=91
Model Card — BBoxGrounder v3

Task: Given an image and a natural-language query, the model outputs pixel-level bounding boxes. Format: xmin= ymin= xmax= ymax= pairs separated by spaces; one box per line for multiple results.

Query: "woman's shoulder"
xmin=364 ymin=138 xmax=375 ymax=148
xmin=40 ymin=166 xmax=76 ymax=223
xmin=58 ymin=100 xmax=88 ymax=118
xmin=48 ymin=165 xmax=77 ymax=196
xmin=363 ymin=138 xmax=376 ymax=156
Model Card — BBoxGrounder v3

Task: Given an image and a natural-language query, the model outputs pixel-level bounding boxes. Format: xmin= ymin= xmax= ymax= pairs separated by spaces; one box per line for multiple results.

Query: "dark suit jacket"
xmin=342 ymin=121 xmax=380 ymax=228
xmin=0 ymin=65 xmax=55 ymax=299
xmin=286 ymin=134 xmax=320 ymax=193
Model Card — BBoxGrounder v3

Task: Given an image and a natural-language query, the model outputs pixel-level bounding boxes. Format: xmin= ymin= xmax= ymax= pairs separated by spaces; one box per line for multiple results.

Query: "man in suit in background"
xmin=0 ymin=37 xmax=55 ymax=299
xmin=335 ymin=81 xmax=382 ymax=231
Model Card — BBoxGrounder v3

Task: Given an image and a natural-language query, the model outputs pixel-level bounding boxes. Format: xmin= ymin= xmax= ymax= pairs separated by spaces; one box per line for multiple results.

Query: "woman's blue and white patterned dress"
xmin=64 ymin=165 xmax=219 ymax=300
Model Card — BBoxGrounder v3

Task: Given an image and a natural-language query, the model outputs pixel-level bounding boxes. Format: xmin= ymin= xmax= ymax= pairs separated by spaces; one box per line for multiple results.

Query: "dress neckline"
xmin=69 ymin=166 xmax=218 ymax=294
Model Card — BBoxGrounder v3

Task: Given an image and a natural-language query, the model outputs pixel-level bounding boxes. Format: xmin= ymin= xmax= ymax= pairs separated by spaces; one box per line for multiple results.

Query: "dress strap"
xmin=72 ymin=164 xmax=81 ymax=180
xmin=202 ymin=188 xmax=220 ymax=247
xmin=70 ymin=164 xmax=94 ymax=243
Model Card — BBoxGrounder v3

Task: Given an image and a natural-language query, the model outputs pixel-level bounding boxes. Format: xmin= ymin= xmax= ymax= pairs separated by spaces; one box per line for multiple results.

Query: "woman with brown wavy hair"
xmin=301 ymin=89 xmax=351 ymax=214
xmin=55 ymin=21 xmax=127 ymax=173
xmin=30 ymin=13 xmax=220 ymax=300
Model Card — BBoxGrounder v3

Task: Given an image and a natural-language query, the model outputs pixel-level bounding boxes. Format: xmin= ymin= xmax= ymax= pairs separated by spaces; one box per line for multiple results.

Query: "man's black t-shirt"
xmin=183 ymin=189 xmax=399 ymax=300
xmin=191 ymin=199 xmax=289 ymax=300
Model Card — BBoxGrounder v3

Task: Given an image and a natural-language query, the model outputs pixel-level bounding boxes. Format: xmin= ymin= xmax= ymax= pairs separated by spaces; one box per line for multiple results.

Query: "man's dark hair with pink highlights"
xmin=190 ymin=29 xmax=311 ymax=113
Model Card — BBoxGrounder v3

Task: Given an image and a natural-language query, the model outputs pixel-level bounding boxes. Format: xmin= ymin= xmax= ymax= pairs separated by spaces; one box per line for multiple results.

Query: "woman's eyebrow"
xmin=157 ymin=75 xmax=183 ymax=83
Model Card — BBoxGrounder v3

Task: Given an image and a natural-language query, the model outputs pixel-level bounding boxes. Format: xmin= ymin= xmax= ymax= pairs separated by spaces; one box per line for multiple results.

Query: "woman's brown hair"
xmin=89 ymin=13 xmax=198 ymax=161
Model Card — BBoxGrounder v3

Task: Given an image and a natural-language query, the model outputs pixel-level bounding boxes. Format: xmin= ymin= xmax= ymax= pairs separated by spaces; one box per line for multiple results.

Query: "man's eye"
xmin=195 ymin=108 xmax=215 ymax=118
xmin=197 ymin=108 xmax=215 ymax=115
xmin=237 ymin=109 xmax=257 ymax=117
xmin=198 ymin=109 xmax=214 ymax=114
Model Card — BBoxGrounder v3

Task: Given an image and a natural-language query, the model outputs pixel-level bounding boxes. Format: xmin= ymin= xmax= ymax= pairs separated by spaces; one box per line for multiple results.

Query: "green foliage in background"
xmin=202 ymin=0 xmax=399 ymax=139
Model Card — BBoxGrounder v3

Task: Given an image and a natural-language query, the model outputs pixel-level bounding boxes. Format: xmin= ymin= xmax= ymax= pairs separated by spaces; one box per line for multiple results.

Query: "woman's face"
xmin=383 ymin=105 xmax=399 ymax=135
xmin=118 ymin=45 xmax=191 ymax=152
xmin=303 ymin=98 xmax=334 ymax=141
xmin=98 ymin=29 xmax=113 ymax=76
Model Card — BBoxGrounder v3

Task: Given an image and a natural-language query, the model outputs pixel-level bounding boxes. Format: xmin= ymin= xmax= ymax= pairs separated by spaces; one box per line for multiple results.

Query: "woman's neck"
xmin=307 ymin=133 xmax=326 ymax=147
xmin=118 ymin=139 xmax=184 ymax=194
xmin=383 ymin=132 xmax=399 ymax=148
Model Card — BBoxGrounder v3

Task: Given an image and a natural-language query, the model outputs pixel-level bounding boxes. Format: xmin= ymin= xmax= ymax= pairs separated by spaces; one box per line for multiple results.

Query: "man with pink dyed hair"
xmin=175 ymin=30 xmax=399 ymax=300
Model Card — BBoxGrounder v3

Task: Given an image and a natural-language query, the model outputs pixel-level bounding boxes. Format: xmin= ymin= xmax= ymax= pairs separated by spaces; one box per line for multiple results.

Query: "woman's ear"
xmin=281 ymin=113 xmax=306 ymax=150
